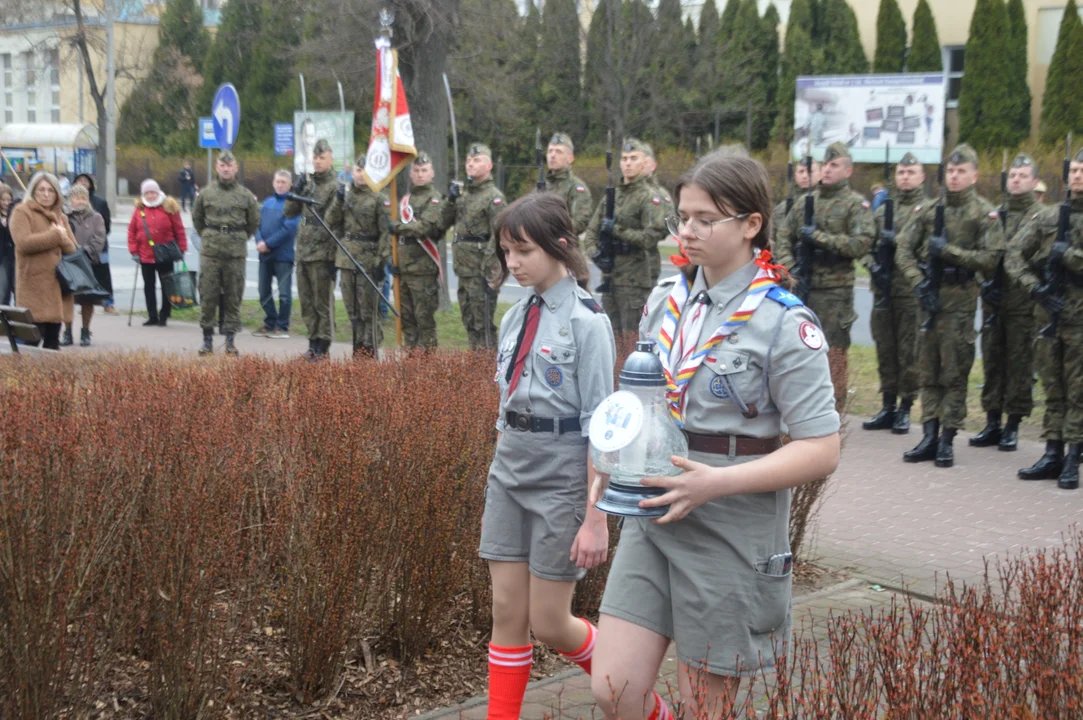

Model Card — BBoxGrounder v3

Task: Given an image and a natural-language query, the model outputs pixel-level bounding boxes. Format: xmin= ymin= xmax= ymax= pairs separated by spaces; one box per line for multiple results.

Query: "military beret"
xmin=898 ymin=151 xmax=921 ymax=167
xmin=467 ymin=143 xmax=492 ymax=158
xmin=823 ymin=142 xmax=851 ymax=162
xmin=414 ymin=151 xmax=432 ymax=165
xmin=217 ymin=150 xmax=236 ymax=163
xmin=622 ymin=138 xmax=652 ymax=155
xmin=313 ymin=138 xmax=333 ymax=156
xmin=1074 ymin=148 xmax=1083 ymax=164
xmin=948 ymin=143 xmax=978 ymax=167
xmin=549 ymin=133 xmax=575 ymax=153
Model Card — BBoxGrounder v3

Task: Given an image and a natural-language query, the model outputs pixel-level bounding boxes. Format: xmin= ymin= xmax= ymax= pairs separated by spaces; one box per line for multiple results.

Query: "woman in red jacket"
xmin=128 ymin=179 xmax=187 ymax=326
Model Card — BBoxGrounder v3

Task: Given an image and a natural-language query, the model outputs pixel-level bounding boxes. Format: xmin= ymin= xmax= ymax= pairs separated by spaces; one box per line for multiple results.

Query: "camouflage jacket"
xmin=545 ymin=167 xmax=593 ymax=235
xmin=442 ymin=177 xmax=505 ymax=279
xmin=191 ymin=178 xmax=260 ymax=260
xmin=897 ymin=186 xmax=1005 ymax=314
xmin=646 ymin=175 xmax=673 ymax=284
xmin=582 ymin=175 xmax=668 ymax=289
xmin=1006 ymin=196 xmax=1083 ymax=325
xmin=771 ymin=191 xmax=809 ymax=253
xmin=324 ymin=183 xmax=391 ymax=272
xmin=393 ymin=183 xmax=449 ymax=276
xmin=283 ymin=169 xmax=339 ymax=262
xmin=777 ymin=179 xmax=875 ymax=289
xmin=992 ymin=191 xmax=1045 ymax=314
xmin=863 ymin=187 xmax=931 ymax=298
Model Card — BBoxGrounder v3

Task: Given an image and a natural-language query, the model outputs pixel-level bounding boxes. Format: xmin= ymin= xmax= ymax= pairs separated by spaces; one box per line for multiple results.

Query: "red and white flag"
xmin=361 ymin=36 xmax=416 ymax=192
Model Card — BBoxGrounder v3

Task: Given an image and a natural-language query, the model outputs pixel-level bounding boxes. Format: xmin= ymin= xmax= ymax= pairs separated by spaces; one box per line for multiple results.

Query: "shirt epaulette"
xmin=766 ymin=286 xmax=803 ymax=308
xmin=580 ymin=297 xmax=603 ymax=314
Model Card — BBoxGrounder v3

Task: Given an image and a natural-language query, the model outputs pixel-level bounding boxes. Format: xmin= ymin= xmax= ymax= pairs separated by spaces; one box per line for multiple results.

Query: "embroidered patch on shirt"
xmin=799 ymin=321 xmax=824 ymax=350
xmin=545 ymin=366 xmax=563 ymax=387
xmin=576 ymin=185 xmax=586 ymax=193
xmin=431 ymin=198 xmax=441 ymax=204
xmin=709 ymin=375 xmax=730 ymax=399
xmin=988 ymin=211 xmax=999 ymax=220
xmin=493 ymin=197 xmax=503 ymax=205
xmin=652 ymin=196 xmax=661 ymax=205
xmin=383 ymin=200 xmax=392 ymax=207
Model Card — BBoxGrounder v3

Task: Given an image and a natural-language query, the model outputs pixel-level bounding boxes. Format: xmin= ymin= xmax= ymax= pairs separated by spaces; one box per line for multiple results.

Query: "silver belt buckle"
xmin=515 ymin=413 xmax=531 ymax=432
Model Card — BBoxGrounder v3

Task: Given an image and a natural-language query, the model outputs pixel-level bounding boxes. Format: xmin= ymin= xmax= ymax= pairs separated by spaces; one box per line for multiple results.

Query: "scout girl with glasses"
xmin=590 ymin=149 xmax=842 ymax=719
xmin=479 ymin=192 xmax=616 ymax=720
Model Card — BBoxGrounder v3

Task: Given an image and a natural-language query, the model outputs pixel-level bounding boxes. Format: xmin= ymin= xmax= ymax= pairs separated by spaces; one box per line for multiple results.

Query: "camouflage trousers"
xmin=870 ymin=294 xmax=920 ymax=401
xmin=400 ymin=273 xmax=440 ymax=349
xmin=979 ymin=301 xmax=1035 ymax=416
xmin=603 ymin=284 xmax=651 ymax=338
xmin=1035 ymin=322 xmax=1083 ymax=443
xmin=919 ymin=310 xmax=977 ymax=430
xmin=199 ymin=256 xmax=245 ymax=333
xmin=458 ymin=276 xmax=498 ymax=351
xmin=808 ymin=286 xmax=857 ymax=353
xmin=297 ymin=260 xmax=335 ymax=343
xmin=340 ymin=268 xmax=383 ymax=351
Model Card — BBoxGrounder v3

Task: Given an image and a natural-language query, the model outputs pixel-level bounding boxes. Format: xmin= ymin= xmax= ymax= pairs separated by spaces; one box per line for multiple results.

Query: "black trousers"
xmin=142 ymin=261 xmax=174 ymax=321
xmin=34 ymin=322 xmax=61 ymax=350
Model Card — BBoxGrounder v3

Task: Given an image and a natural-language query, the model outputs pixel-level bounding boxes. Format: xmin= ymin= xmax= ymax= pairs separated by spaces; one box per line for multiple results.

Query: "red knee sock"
xmin=558 ymin=617 xmax=597 ymax=675
xmin=487 ymin=643 xmax=533 ymax=720
xmin=647 ymin=691 xmax=672 ymax=720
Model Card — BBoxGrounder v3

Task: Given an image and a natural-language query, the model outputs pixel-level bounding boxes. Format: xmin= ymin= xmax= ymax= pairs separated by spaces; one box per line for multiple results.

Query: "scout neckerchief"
xmin=656 ymin=250 xmax=783 ymax=426
xmin=399 ymin=194 xmax=444 ymax=283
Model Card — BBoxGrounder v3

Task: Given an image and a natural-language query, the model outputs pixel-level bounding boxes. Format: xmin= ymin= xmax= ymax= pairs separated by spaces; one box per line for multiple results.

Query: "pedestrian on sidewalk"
xmin=9 ymin=172 xmax=77 ymax=350
xmin=479 ymin=192 xmax=615 ymax=720
xmin=0 ymin=182 xmax=16 ymax=305
xmin=65 ymin=184 xmax=107 ymax=346
xmin=178 ymin=160 xmax=198 ymax=212
xmin=128 ymin=179 xmax=187 ymax=327
xmin=73 ymin=173 xmax=116 ymax=314
xmin=589 ymin=150 xmax=841 ymax=720
xmin=253 ymin=169 xmax=299 ymax=339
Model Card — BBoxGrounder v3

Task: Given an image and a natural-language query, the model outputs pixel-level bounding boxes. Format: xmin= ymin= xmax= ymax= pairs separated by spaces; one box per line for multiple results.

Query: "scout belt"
xmin=346 ymin=232 xmax=380 ymax=243
xmin=683 ymin=431 xmax=781 ymax=456
xmin=504 ymin=411 xmax=581 ymax=435
xmin=455 ymin=233 xmax=488 ymax=243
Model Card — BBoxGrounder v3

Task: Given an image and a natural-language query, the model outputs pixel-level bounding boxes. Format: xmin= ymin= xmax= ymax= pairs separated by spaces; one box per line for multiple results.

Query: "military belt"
xmin=941 ymin=267 xmax=975 ymax=285
xmin=210 ymin=224 xmax=245 ymax=234
xmin=812 ymin=248 xmax=848 ymax=266
xmin=684 ymin=432 xmax=782 ymax=456
xmin=455 ymin=234 xmax=488 ymax=243
xmin=504 ymin=411 xmax=581 ymax=435
xmin=346 ymin=233 xmax=380 ymax=243
xmin=613 ymin=241 xmax=633 ymax=255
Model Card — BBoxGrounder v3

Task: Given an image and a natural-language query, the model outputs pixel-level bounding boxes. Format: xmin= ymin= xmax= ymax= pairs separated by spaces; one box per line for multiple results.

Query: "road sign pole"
xmin=206 ymin=148 xmax=212 ymax=187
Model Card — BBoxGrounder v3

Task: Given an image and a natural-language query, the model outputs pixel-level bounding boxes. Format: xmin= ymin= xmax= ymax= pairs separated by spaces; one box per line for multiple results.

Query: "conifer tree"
xmin=907 ymin=0 xmax=943 ymax=71
xmin=874 ymin=0 xmax=907 ymax=73
xmin=719 ymin=0 xmax=740 ymax=42
xmin=1006 ymin=0 xmax=1032 ymax=138
xmin=643 ymin=0 xmax=688 ymax=145
xmin=758 ymin=3 xmax=782 ymax=147
xmin=537 ymin=0 xmax=584 ymax=140
xmin=199 ymin=0 xmax=264 ymax=146
xmin=1040 ymin=0 xmax=1083 ymax=144
xmin=818 ymin=0 xmax=868 ymax=74
xmin=245 ymin=0 xmax=304 ymax=148
xmin=774 ymin=0 xmax=817 ymax=142
xmin=958 ymin=0 xmax=1016 ymax=149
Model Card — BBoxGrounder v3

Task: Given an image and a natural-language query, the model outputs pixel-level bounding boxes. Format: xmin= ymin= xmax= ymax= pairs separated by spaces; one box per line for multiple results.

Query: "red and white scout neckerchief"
xmin=399 ymin=194 xmax=443 ymax=284
xmin=656 ymin=251 xmax=783 ymax=427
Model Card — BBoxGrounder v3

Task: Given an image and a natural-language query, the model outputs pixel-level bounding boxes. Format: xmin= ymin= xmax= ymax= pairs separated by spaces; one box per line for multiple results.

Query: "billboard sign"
xmin=793 ymin=73 xmax=946 ymax=164
xmin=292 ymin=111 xmax=355 ymax=175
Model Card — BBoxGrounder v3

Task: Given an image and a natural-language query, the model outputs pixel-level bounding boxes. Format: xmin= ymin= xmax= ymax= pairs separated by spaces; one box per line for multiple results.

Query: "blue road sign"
xmin=211 ymin=83 xmax=240 ymax=150
xmin=273 ymin=123 xmax=294 ymax=156
xmin=198 ymin=117 xmax=217 ymax=149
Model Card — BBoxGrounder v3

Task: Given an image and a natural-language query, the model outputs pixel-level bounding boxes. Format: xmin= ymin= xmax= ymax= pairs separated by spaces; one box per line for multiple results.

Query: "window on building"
xmin=49 ymin=49 xmax=60 ymax=123
xmin=942 ymin=46 xmax=964 ymax=109
xmin=2 ymin=54 xmax=12 ymax=124
xmin=23 ymin=51 xmax=36 ymax=123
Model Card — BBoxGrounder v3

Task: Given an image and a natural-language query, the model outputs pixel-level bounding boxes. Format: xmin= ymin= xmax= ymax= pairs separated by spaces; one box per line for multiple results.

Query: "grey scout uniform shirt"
xmin=191 ymin=178 xmax=261 ymax=259
xmin=494 ymin=276 xmax=616 ymax=436
xmin=640 ymin=263 xmax=841 ymax=442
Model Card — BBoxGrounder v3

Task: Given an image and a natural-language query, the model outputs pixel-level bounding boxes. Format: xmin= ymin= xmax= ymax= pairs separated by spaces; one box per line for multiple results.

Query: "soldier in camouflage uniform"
xmin=387 ymin=152 xmax=448 ymax=350
xmin=970 ymin=153 xmax=1045 ymax=452
xmin=191 ymin=149 xmax=261 ymax=356
xmin=1006 ymin=148 xmax=1083 ymax=490
xmin=325 ymin=154 xmax=391 ymax=357
xmin=643 ymin=148 xmax=673 ymax=284
xmin=772 ymin=160 xmax=821 ymax=253
xmin=441 ymin=143 xmax=506 ymax=350
xmin=860 ymin=153 xmax=930 ymax=435
xmin=777 ymin=142 xmax=875 ymax=354
xmin=897 ymin=144 xmax=1005 ymax=468
xmin=544 ymin=133 xmax=593 ymax=235
xmin=284 ymin=138 xmax=340 ymax=360
xmin=582 ymin=138 xmax=668 ymax=335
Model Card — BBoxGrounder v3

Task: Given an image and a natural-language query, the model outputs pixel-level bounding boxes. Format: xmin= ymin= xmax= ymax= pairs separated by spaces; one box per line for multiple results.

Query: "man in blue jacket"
xmin=253 ymin=170 xmax=301 ymax=338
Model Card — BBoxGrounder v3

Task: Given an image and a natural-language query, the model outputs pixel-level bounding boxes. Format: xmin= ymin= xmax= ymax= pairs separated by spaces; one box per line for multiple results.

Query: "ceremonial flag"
xmin=361 ymin=35 xmax=416 ymax=191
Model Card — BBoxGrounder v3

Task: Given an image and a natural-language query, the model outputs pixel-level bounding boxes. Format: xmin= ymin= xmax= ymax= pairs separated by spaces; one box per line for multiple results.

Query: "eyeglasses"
xmin=664 ymin=214 xmax=749 ymax=241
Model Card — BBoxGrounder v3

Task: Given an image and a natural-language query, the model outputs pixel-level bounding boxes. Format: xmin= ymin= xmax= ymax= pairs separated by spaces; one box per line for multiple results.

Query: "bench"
xmin=0 ymin=305 xmax=42 ymax=353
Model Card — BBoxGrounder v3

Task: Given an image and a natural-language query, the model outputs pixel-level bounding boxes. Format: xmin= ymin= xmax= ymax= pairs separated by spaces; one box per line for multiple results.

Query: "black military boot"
xmin=315 ymin=339 xmax=331 ymax=360
xmin=935 ymin=428 xmax=957 ymax=468
xmin=225 ymin=332 xmax=239 ymax=356
xmin=1018 ymin=440 xmax=1064 ymax=480
xmin=968 ymin=411 xmax=1002 ymax=447
xmin=1058 ymin=444 xmax=1080 ymax=490
xmin=903 ymin=419 xmax=940 ymax=463
xmin=892 ymin=398 xmax=912 ymax=434
xmin=302 ymin=339 xmax=318 ymax=361
xmin=198 ymin=328 xmax=214 ymax=356
xmin=998 ymin=414 xmax=1022 ymax=452
xmin=862 ymin=394 xmax=897 ymax=431
xmin=60 ymin=326 xmax=74 ymax=346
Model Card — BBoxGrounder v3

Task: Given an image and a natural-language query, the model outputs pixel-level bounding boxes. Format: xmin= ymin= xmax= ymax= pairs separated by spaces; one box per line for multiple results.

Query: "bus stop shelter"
xmin=0 ymin=123 xmax=98 ymax=187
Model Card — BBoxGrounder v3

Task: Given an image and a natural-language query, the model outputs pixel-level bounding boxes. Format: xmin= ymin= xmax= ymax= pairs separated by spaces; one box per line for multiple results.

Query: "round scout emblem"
xmin=545 ymin=366 xmax=563 ymax=387
xmin=709 ymin=375 xmax=730 ymax=399
xmin=799 ymin=321 xmax=824 ymax=350
xmin=589 ymin=391 xmax=645 ymax=453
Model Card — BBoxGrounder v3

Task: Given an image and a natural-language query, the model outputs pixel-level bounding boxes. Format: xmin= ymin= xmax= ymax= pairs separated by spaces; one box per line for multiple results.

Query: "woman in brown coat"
xmin=10 ymin=172 xmax=77 ymax=350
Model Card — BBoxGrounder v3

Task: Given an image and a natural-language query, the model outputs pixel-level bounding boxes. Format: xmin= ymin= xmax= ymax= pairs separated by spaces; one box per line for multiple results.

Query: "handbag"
xmin=141 ymin=209 xmax=184 ymax=264
xmin=169 ymin=260 xmax=197 ymax=309
xmin=57 ymin=247 xmax=109 ymax=299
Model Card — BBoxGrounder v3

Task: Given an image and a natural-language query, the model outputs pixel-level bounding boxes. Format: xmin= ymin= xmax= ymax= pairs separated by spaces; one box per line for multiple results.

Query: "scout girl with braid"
xmin=590 ymin=150 xmax=841 ymax=719
xmin=479 ymin=192 xmax=616 ymax=719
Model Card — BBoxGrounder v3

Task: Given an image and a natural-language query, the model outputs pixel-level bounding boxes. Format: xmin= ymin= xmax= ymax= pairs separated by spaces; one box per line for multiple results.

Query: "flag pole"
xmin=379 ymin=9 xmax=403 ymax=348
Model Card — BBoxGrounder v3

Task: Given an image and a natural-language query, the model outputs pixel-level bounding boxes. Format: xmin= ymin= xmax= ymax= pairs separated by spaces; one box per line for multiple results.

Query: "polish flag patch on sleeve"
xmin=431 ymin=197 xmax=441 ymax=204
xmin=576 ymin=185 xmax=586 ymax=193
xmin=383 ymin=200 xmax=392 ymax=207
xmin=493 ymin=197 xmax=503 ymax=205
xmin=652 ymin=196 xmax=661 ymax=205
xmin=862 ymin=200 xmax=871 ymax=209
xmin=988 ymin=211 xmax=1000 ymax=220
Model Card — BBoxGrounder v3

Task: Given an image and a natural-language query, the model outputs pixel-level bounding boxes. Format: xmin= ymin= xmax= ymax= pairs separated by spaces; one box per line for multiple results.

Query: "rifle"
xmin=920 ymin=162 xmax=946 ymax=331
xmin=592 ymin=130 xmax=617 ymax=293
xmin=873 ymin=144 xmax=894 ymax=308
xmin=793 ymin=154 xmax=816 ymax=302
xmin=784 ymin=161 xmax=795 ymax=216
xmin=1038 ymin=134 xmax=1073 ymax=339
xmin=982 ymin=150 xmax=1009 ymax=328
xmin=535 ymin=127 xmax=545 ymax=191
